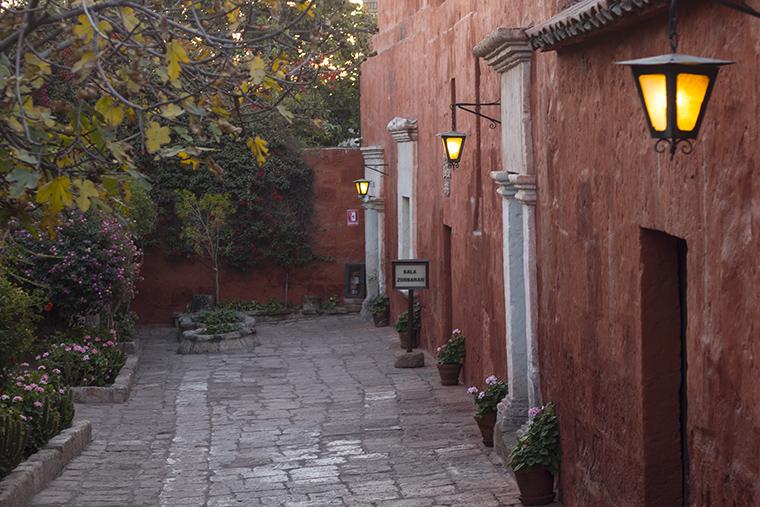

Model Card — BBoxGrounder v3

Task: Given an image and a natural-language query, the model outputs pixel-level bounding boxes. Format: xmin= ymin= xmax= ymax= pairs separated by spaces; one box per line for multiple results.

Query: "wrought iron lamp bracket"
xmin=450 ymin=101 xmax=501 ymax=129
xmin=713 ymin=0 xmax=760 ymax=18
xmin=364 ymin=163 xmax=389 ymax=176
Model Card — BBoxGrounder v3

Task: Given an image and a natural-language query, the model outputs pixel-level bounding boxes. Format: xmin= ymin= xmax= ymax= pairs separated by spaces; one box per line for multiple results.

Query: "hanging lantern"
xmin=354 ymin=178 xmax=370 ymax=198
xmin=439 ymin=131 xmax=466 ymax=166
xmin=616 ymin=53 xmax=732 ymax=156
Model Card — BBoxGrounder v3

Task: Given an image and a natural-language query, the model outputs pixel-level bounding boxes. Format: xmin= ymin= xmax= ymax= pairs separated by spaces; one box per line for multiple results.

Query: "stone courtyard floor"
xmin=30 ymin=315 xmax=529 ymax=506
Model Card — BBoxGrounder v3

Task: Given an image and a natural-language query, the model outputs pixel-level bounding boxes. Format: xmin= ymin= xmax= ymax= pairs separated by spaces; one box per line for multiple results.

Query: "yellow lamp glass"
xmin=439 ymin=131 xmax=466 ymax=165
xmin=354 ymin=179 xmax=370 ymax=197
xmin=638 ymin=74 xmax=668 ymax=132
xmin=676 ymin=73 xmax=710 ymax=132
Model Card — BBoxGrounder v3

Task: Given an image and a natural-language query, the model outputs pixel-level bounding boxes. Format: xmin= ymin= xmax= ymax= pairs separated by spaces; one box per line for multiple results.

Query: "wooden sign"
xmin=392 ymin=259 xmax=429 ymax=290
xmin=346 ymin=209 xmax=359 ymax=226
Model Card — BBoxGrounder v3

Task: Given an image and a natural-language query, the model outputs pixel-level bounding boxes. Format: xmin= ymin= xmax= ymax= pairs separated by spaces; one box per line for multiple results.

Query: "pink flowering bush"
xmin=41 ymin=332 xmax=125 ymax=387
xmin=468 ymin=375 xmax=508 ymax=417
xmin=0 ymin=366 xmax=74 ymax=460
xmin=436 ymin=328 xmax=466 ymax=365
xmin=11 ymin=210 xmax=141 ymax=326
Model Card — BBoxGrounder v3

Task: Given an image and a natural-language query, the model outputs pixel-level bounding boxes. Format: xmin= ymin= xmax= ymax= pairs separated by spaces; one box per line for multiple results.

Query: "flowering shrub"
xmin=510 ymin=402 xmax=560 ymax=474
xmin=0 ymin=274 xmax=40 ymax=372
xmin=0 ymin=365 xmax=74 ymax=459
xmin=468 ymin=375 xmax=508 ymax=417
xmin=11 ymin=210 xmax=141 ymax=325
xmin=436 ymin=329 xmax=466 ymax=365
xmin=40 ymin=333 xmax=125 ymax=387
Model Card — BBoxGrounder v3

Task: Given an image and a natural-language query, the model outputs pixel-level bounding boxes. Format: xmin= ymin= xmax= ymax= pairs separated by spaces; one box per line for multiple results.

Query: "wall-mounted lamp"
xmin=354 ymin=178 xmax=371 ymax=199
xmin=437 ymin=101 xmax=499 ymax=168
xmin=616 ymin=0 xmax=743 ymax=157
xmin=364 ymin=163 xmax=388 ymax=176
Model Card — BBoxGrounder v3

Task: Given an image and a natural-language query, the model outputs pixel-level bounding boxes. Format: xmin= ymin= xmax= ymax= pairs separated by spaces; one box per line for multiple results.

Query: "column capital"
xmin=386 ymin=117 xmax=418 ymax=143
xmin=363 ymin=198 xmax=385 ymax=212
xmin=509 ymin=173 xmax=537 ymax=206
xmin=490 ymin=171 xmax=518 ymax=199
xmin=473 ymin=27 xmax=532 ymax=74
xmin=360 ymin=146 xmax=385 ymax=162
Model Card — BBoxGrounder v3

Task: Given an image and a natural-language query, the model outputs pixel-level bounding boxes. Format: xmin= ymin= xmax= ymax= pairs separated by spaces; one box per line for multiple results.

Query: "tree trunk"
xmin=214 ymin=264 xmax=220 ymax=306
xmin=284 ymin=270 xmax=289 ymax=305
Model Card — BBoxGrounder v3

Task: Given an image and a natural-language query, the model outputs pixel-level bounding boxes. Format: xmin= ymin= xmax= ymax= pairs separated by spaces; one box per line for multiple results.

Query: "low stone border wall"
xmin=71 ymin=340 xmax=141 ymax=404
xmin=0 ymin=420 xmax=92 ymax=507
xmin=177 ymin=313 xmax=257 ymax=354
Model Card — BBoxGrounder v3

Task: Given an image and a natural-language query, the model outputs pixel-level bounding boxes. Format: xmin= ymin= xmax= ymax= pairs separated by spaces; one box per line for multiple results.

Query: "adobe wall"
xmin=132 ymin=148 xmax=365 ymax=324
xmin=532 ymin=5 xmax=760 ymax=505
xmin=363 ymin=0 xmax=759 ymax=505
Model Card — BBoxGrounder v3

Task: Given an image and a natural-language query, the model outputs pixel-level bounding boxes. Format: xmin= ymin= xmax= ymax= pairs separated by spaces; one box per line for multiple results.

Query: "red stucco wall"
xmin=132 ymin=148 xmax=365 ymax=324
xmin=362 ymin=1 xmax=759 ymax=505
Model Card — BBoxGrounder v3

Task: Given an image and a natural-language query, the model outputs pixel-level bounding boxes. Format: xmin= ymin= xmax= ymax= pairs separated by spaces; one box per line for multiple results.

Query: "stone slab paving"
xmin=30 ymin=315 xmax=534 ymax=506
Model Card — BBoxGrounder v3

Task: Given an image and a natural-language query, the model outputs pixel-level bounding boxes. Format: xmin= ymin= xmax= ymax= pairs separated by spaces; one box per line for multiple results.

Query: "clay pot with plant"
xmin=369 ymin=294 xmax=390 ymax=327
xmin=435 ymin=329 xmax=466 ymax=385
xmin=394 ymin=302 xmax=421 ymax=349
xmin=509 ymin=402 xmax=560 ymax=506
xmin=467 ymin=375 xmax=508 ymax=447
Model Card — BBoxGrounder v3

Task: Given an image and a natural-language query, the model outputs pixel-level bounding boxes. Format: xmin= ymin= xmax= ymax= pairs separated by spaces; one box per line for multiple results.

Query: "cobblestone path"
xmin=31 ymin=315 xmax=523 ymax=506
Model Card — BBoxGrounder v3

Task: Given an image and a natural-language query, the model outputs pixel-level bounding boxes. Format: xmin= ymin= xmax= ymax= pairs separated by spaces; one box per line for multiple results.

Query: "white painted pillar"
xmin=490 ymin=171 xmax=529 ymax=428
xmin=474 ymin=28 xmax=540 ymax=454
xmin=386 ymin=117 xmax=418 ymax=260
xmin=360 ymin=146 xmax=386 ymax=312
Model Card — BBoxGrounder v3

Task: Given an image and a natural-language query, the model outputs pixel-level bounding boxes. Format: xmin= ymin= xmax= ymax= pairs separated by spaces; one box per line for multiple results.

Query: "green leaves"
xmin=509 ymin=401 xmax=561 ymax=474
xmin=35 ymin=176 xmax=73 ymax=213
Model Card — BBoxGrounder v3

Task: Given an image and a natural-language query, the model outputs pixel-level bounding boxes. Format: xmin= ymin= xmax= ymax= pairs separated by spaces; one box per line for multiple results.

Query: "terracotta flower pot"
xmin=437 ymin=363 xmax=462 ymax=385
xmin=474 ymin=412 xmax=497 ymax=447
xmin=372 ymin=310 xmax=389 ymax=327
xmin=514 ymin=467 xmax=555 ymax=505
xmin=398 ymin=329 xmax=419 ymax=349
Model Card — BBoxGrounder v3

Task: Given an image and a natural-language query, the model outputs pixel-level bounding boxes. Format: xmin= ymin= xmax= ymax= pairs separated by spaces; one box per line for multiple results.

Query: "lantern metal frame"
xmin=354 ymin=178 xmax=371 ymax=199
xmin=363 ymin=163 xmax=388 ymax=176
xmin=616 ymin=53 xmax=732 ymax=157
xmin=439 ymin=131 xmax=467 ymax=168
xmin=437 ymin=98 xmax=499 ymax=169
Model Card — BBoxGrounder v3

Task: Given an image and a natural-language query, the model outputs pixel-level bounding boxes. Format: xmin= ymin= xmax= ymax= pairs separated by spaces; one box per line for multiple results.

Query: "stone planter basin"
xmin=176 ymin=312 xmax=256 ymax=354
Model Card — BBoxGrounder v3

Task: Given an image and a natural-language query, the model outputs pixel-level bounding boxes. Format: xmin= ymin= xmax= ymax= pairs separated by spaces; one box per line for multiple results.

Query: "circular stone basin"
xmin=176 ymin=312 xmax=256 ymax=354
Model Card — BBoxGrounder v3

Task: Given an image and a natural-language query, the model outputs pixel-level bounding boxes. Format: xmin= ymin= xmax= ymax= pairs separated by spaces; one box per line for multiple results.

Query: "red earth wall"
xmin=362 ymin=1 xmax=760 ymax=505
xmin=132 ymin=148 xmax=365 ymax=325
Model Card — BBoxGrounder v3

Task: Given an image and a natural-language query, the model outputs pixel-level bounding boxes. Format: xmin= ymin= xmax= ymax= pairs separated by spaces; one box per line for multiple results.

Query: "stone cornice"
xmin=386 ymin=117 xmax=418 ymax=143
xmin=360 ymin=146 xmax=385 ymax=162
xmin=364 ymin=198 xmax=385 ymax=211
xmin=473 ymin=28 xmax=532 ymax=74
xmin=490 ymin=171 xmax=519 ymax=199
xmin=509 ymin=174 xmax=537 ymax=206
xmin=526 ymin=0 xmax=666 ymax=52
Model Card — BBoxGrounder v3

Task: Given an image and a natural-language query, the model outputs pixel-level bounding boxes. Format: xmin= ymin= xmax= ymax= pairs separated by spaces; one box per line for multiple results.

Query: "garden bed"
xmin=176 ymin=309 xmax=257 ymax=354
xmin=70 ymin=340 xmax=142 ymax=404
xmin=0 ymin=420 xmax=91 ymax=507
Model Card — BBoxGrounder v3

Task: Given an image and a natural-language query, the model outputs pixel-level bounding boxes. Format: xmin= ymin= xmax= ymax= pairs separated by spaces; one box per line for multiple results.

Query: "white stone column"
xmin=387 ymin=118 xmax=418 ymax=260
xmin=475 ymin=28 xmax=540 ymax=457
xmin=511 ymin=173 xmax=541 ymax=408
xmin=360 ymin=146 xmax=386 ymax=312
xmin=490 ymin=171 xmax=529 ymax=429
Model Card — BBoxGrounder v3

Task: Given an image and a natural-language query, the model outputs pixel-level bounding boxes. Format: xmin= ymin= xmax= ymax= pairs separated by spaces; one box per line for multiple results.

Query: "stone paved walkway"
xmin=31 ymin=315 xmax=525 ymax=506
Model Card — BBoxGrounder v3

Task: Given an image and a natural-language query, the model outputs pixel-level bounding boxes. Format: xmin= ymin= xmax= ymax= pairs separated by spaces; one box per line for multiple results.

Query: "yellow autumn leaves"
xmin=246 ymin=136 xmax=269 ymax=167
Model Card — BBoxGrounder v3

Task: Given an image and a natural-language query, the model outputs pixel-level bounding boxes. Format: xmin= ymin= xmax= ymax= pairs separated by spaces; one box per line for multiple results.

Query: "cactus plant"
xmin=58 ymin=389 xmax=74 ymax=429
xmin=26 ymin=402 xmax=60 ymax=455
xmin=0 ymin=414 xmax=28 ymax=478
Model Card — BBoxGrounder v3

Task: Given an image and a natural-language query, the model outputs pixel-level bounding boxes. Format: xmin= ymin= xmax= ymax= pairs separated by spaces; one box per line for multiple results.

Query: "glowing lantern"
xmin=354 ymin=178 xmax=370 ymax=198
xmin=616 ymin=53 xmax=732 ymax=156
xmin=439 ymin=131 xmax=467 ymax=166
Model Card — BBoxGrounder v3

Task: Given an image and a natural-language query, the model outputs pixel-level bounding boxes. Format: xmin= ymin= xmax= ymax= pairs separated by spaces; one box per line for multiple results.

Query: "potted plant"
xmin=509 ymin=402 xmax=560 ymax=506
xmin=467 ymin=375 xmax=508 ymax=447
xmin=394 ymin=302 xmax=421 ymax=349
xmin=436 ymin=329 xmax=465 ymax=385
xmin=369 ymin=294 xmax=390 ymax=327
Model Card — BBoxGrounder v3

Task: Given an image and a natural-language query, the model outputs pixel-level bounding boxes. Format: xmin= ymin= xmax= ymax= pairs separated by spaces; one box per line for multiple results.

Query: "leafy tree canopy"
xmin=0 ymin=0 xmax=370 ymax=229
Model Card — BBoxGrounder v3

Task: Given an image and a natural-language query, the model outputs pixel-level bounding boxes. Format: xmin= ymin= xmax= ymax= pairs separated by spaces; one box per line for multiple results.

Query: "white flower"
xmin=477 ymin=391 xmax=485 ymax=400
xmin=467 ymin=386 xmax=479 ymax=395
xmin=485 ymin=375 xmax=499 ymax=386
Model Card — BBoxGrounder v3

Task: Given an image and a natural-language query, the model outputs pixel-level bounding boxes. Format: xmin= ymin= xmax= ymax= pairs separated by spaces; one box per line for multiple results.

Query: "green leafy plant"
xmin=321 ymin=295 xmax=340 ymax=310
xmin=221 ymin=299 xmax=291 ymax=314
xmin=509 ymin=402 xmax=561 ymax=474
xmin=369 ymin=294 xmax=389 ymax=315
xmin=42 ymin=333 xmax=126 ymax=387
xmin=0 ymin=274 xmax=40 ymax=372
xmin=467 ymin=375 xmax=508 ymax=417
xmin=195 ymin=307 xmax=241 ymax=335
xmin=394 ymin=302 xmax=421 ymax=333
xmin=436 ymin=329 xmax=466 ymax=365
xmin=175 ymin=191 xmax=235 ymax=304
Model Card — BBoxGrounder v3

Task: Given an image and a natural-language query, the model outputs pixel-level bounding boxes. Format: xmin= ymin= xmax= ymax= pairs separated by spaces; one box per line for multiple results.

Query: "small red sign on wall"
xmin=346 ymin=209 xmax=359 ymax=226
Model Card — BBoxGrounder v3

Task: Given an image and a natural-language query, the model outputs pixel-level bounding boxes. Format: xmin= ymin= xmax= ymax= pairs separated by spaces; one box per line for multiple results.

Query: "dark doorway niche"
xmin=640 ymin=229 xmax=689 ymax=506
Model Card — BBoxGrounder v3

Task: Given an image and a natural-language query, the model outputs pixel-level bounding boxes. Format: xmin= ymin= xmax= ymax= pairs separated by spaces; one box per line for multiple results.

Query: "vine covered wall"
xmin=132 ymin=148 xmax=365 ymax=324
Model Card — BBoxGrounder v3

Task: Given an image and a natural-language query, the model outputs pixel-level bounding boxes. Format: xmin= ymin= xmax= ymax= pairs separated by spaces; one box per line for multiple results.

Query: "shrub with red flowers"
xmin=41 ymin=332 xmax=125 ymax=387
xmin=10 ymin=210 xmax=141 ymax=326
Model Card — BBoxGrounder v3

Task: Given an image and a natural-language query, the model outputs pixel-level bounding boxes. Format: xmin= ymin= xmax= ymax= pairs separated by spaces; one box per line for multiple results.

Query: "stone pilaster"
xmin=387 ymin=118 xmax=418 ymax=259
xmin=360 ymin=147 xmax=387 ymax=316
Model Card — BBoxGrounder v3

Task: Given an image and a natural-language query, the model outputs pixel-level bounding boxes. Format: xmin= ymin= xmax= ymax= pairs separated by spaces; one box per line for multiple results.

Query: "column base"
xmin=493 ymin=397 xmax=529 ymax=462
